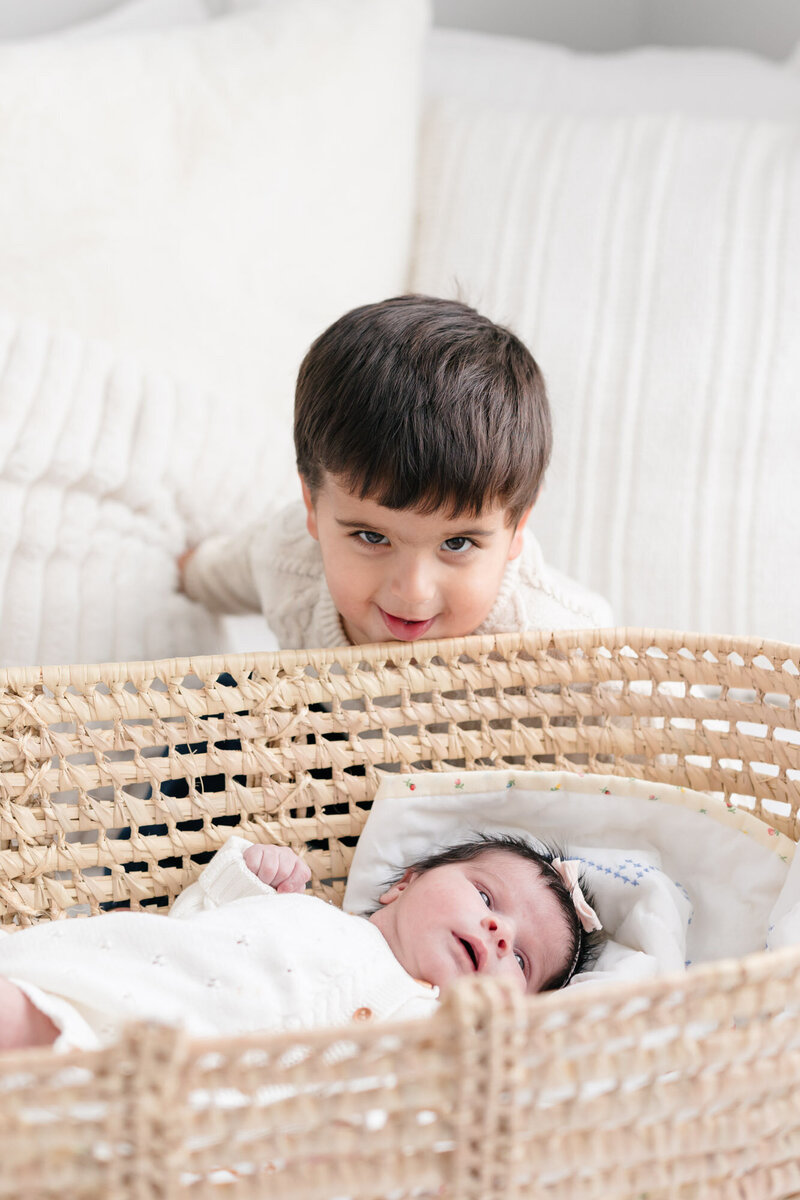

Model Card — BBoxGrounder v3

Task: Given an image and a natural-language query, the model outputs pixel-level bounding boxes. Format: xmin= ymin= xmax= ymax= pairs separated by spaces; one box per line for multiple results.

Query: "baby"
xmin=180 ymin=294 xmax=612 ymax=648
xmin=0 ymin=833 xmax=601 ymax=1052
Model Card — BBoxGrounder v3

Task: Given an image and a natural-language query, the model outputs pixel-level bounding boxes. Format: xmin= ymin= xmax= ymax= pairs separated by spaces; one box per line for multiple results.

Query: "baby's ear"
xmin=377 ymin=868 xmax=416 ymax=906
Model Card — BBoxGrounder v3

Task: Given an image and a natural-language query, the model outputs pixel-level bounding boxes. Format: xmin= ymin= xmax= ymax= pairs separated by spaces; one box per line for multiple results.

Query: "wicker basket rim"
xmin=1 ymin=626 xmax=798 ymax=690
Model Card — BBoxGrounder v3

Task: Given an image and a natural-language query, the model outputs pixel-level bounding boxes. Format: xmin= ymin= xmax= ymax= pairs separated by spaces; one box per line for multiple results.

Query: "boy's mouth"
xmin=378 ymin=609 xmax=436 ymax=641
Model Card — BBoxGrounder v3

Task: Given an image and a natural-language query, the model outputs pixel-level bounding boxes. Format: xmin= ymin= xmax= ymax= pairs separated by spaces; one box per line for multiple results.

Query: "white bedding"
xmin=344 ymin=769 xmax=800 ymax=986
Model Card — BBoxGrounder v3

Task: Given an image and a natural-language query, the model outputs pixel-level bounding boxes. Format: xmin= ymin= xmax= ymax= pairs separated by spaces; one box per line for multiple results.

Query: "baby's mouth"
xmin=457 ymin=935 xmax=479 ymax=971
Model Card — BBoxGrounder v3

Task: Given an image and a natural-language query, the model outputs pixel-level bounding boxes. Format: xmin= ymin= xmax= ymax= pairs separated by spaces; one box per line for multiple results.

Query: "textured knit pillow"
xmin=0 ymin=313 xmax=264 ymax=666
xmin=410 ymin=107 xmax=800 ymax=641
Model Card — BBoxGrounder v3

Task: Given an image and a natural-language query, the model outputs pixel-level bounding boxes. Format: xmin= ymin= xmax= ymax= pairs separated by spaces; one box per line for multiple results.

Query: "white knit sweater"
xmin=183 ymin=501 xmax=613 ymax=649
xmin=0 ymin=837 xmax=439 ymax=1050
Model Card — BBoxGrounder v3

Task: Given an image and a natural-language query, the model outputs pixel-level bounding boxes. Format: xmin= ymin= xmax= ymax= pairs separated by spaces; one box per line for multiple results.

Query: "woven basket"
xmin=1 ymin=627 xmax=799 ymax=1200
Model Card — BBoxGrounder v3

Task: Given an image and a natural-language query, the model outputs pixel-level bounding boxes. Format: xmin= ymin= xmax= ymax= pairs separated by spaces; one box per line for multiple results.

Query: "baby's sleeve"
xmin=182 ymin=524 xmax=265 ymax=614
xmin=169 ymin=835 xmax=276 ymax=919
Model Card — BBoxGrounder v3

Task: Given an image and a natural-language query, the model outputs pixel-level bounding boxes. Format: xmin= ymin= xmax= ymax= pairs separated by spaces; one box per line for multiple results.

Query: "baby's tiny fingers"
xmin=244 ymin=843 xmax=281 ymax=885
xmin=276 ymin=858 xmax=311 ymax=894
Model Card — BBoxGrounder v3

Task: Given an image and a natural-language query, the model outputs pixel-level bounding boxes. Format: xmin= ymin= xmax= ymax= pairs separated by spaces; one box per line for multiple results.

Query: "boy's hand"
xmin=243 ymin=843 xmax=311 ymax=893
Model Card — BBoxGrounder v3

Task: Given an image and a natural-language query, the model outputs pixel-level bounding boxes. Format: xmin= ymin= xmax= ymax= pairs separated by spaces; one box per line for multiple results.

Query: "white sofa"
xmin=0 ymin=0 xmax=798 ymax=667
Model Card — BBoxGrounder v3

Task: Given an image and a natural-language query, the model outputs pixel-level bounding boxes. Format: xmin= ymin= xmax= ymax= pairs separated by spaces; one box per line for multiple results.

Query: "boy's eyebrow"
xmin=335 ymin=518 xmax=385 ymax=529
xmin=445 ymin=526 xmax=497 ymax=538
xmin=335 ymin=518 xmax=498 ymax=537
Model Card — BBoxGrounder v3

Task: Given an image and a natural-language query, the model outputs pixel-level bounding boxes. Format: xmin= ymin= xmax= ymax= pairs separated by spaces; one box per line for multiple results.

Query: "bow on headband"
xmin=551 ymin=858 xmax=603 ymax=933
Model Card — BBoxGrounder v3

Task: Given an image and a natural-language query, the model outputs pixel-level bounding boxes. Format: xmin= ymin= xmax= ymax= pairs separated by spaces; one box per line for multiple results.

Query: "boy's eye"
xmin=356 ymin=530 xmax=389 ymax=546
xmin=514 ymin=950 xmax=526 ymax=973
xmin=478 ymin=889 xmax=491 ymax=907
xmin=441 ymin=536 xmax=473 ymax=553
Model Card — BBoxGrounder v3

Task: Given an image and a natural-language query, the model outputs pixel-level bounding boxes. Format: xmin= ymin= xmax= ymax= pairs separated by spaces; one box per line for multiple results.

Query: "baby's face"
xmin=369 ymin=849 xmax=572 ymax=995
xmin=302 ymin=472 xmax=530 ymax=645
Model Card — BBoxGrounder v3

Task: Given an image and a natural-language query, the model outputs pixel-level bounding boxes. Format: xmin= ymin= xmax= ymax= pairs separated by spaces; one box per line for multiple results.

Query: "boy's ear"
xmin=300 ymin=477 xmax=319 ymax=541
xmin=508 ymin=504 xmax=534 ymax=561
xmin=377 ymin=868 xmax=416 ymax=906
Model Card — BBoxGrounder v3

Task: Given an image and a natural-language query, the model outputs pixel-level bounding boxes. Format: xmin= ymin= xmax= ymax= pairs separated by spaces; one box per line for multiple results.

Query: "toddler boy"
xmin=181 ymin=295 xmax=612 ymax=647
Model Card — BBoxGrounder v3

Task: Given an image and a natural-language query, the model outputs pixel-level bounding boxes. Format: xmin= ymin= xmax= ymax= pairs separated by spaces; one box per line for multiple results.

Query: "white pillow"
xmin=409 ymin=106 xmax=800 ymax=641
xmin=0 ymin=0 xmax=428 ymax=520
xmin=425 ymin=28 xmax=800 ymax=119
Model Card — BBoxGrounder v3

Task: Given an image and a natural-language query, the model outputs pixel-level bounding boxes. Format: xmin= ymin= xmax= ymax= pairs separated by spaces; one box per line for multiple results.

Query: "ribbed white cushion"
xmin=410 ymin=107 xmax=800 ymax=640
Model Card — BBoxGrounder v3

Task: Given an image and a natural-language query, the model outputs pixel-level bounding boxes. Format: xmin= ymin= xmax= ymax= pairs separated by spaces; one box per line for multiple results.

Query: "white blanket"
xmin=344 ymin=769 xmax=800 ymax=985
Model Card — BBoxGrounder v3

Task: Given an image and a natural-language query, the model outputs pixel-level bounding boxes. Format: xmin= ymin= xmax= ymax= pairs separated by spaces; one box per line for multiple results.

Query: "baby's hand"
xmin=243 ymin=843 xmax=311 ymax=893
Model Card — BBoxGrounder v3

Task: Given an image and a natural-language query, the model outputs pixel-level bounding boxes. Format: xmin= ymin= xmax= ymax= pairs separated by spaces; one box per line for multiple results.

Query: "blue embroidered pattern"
xmin=673 ymin=879 xmax=693 ymax=926
xmin=581 ymin=856 xmax=654 ymax=886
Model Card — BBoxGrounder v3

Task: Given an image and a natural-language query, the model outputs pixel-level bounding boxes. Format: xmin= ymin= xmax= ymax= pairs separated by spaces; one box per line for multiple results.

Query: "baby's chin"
xmin=415 ymin=957 xmax=481 ymax=993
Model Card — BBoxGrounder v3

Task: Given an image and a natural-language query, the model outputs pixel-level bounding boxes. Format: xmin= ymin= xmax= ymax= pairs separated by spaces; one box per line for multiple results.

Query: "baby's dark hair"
xmin=294 ymin=295 xmax=551 ymax=526
xmin=399 ymin=832 xmax=602 ymax=991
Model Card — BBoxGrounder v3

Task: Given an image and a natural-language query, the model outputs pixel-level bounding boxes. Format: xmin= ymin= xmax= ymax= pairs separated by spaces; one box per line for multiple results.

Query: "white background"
xmin=432 ymin=0 xmax=800 ymax=60
xmin=1 ymin=0 xmax=800 ymax=59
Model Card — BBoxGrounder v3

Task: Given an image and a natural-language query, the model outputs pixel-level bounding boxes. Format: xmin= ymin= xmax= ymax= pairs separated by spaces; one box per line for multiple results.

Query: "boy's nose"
xmin=390 ymin=558 xmax=436 ymax=607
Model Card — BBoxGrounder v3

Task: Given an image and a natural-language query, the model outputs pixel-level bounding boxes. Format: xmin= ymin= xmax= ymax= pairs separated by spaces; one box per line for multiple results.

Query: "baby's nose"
xmin=482 ymin=914 xmax=512 ymax=957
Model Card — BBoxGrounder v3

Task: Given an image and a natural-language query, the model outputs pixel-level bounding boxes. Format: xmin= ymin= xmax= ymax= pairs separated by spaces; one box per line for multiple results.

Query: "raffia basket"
xmin=1 ymin=627 xmax=800 ymax=1200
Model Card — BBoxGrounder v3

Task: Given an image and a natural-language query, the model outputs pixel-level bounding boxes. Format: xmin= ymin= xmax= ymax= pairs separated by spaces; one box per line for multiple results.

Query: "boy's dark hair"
xmin=395 ymin=832 xmax=602 ymax=991
xmin=294 ymin=295 xmax=551 ymax=526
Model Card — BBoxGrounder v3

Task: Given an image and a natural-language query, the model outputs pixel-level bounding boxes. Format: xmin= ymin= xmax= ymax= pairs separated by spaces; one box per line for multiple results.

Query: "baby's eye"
xmin=514 ymin=950 xmax=526 ymax=973
xmin=356 ymin=530 xmax=389 ymax=546
xmin=478 ymin=889 xmax=491 ymax=907
xmin=441 ymin=536 xmax=474 ymax=553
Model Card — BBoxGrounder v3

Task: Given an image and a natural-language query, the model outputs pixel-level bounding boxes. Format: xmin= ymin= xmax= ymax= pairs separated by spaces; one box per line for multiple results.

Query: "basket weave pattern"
xmin=1 ymin=628 xmax=799 ymax=1198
